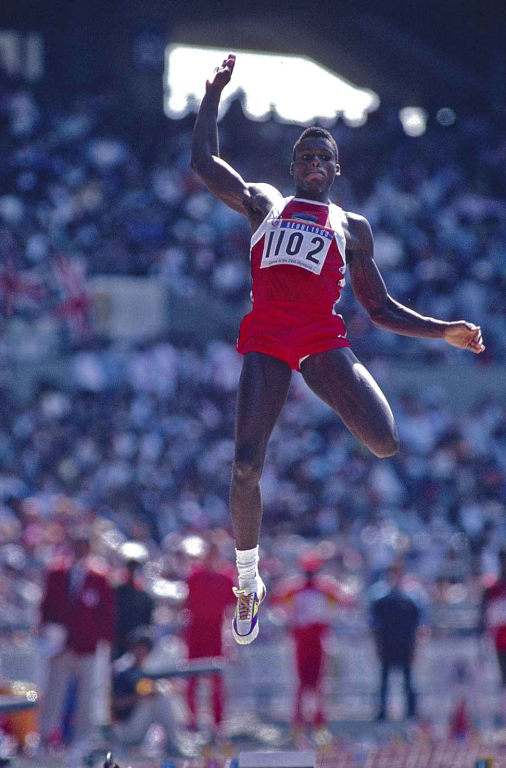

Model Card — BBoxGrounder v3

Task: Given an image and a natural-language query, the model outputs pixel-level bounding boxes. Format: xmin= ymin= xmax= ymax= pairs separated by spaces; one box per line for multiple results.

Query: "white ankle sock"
xmin=236 ymin=546 xmax=259 ymax=590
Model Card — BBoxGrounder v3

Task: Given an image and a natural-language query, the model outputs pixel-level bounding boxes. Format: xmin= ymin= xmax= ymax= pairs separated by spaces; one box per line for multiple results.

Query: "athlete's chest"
xmin=254 ymin=199 xmax=346 ymax=276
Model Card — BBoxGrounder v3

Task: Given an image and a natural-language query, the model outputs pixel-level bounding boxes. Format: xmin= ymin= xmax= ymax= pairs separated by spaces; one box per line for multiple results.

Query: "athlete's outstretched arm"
xmin=347 ymin=213 xmax=485 ymax=354
xmin=190 ymin=54 xmax=279 ymax=220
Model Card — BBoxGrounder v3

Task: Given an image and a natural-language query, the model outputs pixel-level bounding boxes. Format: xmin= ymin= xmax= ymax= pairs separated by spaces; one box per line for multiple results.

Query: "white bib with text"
xmin=260 ymin=219 xmax=334 ymax=275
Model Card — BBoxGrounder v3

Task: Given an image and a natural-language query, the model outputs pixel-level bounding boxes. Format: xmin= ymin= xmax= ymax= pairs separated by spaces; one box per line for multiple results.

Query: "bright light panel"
xmin=164 ymin=44 xmax=380 ymax=127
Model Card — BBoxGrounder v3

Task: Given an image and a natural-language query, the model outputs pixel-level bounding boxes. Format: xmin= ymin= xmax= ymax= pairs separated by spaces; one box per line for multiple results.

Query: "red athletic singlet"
xmin=236 ymin=196 xmax=351 ymax=371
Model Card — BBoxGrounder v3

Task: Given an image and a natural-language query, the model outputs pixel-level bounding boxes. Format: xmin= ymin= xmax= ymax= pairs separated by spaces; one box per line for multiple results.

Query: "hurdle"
xmin=238 ymin=751 xmax=316 ymax=768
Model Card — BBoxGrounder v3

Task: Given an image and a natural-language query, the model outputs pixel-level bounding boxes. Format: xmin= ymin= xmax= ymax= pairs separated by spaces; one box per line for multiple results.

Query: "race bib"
xmin=261 ymin=219 xmax=334 ymax=275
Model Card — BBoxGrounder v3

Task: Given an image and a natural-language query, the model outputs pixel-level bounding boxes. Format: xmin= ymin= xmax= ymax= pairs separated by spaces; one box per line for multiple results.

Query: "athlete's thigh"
xmin=300 ymin=347 xmax=399 ymax=457
xmin=235 ymin=352 xmax=292 ymax=465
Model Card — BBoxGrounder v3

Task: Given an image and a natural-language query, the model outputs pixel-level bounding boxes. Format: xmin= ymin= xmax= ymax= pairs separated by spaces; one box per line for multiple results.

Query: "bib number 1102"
xmin=260 ymin=223 xmax=334 ymax=275
xmin=264 ymin=229 xmax=326 ymax=264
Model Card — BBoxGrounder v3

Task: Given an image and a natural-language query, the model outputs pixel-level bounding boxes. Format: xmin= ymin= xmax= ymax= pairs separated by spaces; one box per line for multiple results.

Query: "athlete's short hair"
xmin=292 ymin=127 xmax=338 ymax=161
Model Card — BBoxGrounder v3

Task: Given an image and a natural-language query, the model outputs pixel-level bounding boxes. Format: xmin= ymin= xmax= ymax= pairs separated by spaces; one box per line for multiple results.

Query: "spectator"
xmin=183 ymin=540 xmax=235 ymax=737
xmin=39 ymin=530 xmax=115 ymax=750
xmin=111 ymin=633 xmax=185 ymax=757
xmin=272 ymin=548 xmax=350 ymax=735
xmin=114 ymin=558 xmax=154 ymax=660
xmin=481 ymin=548 xmax=506 ymax=722
xmin=370 ymin=562 xmax=422 ymax=721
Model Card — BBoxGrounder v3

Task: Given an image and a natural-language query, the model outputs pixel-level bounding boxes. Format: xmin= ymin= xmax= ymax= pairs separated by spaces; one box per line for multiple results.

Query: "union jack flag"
xmin=53 ymin=254 xmax=93 ymax=341
xmin=0 ymin=257 xmax=45 ymax=316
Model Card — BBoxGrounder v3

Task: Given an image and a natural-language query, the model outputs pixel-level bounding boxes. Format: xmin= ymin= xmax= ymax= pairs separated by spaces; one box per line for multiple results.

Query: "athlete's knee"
xmin=232 ymin=458 xmax=263 ymax=487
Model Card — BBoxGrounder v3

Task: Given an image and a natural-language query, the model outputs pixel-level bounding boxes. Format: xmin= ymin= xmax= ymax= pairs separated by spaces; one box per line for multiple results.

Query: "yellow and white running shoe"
xmin=231 ymin=578 xmax=266 ymax=645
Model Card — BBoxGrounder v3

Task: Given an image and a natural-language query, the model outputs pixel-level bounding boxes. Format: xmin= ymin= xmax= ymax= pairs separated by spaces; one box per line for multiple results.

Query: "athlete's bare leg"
xmin=300 ymin=348 xmax=399 ymax=458
xmin=231 ymin=352 xmax=292 ymax=550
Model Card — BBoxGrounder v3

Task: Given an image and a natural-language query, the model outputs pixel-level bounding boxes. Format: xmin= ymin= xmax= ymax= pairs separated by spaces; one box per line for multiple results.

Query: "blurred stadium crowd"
xmin=0 ymin=72 xmax=506 ymax=361
xmin=0 ymin=62 xmax=505 ymax=627
xmin=0 ymin=346 xmax=505 ymax=633
xmin=0 ymin=348 xmax=506 ymax=592
xmin=0 ymin=59 xmax=506 ymax=761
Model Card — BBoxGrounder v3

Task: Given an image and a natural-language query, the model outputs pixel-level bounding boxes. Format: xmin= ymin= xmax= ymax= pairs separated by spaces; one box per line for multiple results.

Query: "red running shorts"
xmin=237 ymin=301 xmax=350 ymax=372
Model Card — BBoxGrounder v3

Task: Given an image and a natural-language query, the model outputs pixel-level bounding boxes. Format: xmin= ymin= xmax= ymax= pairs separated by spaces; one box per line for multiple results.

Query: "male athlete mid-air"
xmin=190 ymin=54 xmax=485 ymax=645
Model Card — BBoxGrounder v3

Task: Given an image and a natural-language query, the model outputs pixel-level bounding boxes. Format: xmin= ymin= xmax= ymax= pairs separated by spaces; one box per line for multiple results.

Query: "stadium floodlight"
xmin=164 ymin=44 xmax=380 ymax=127
xmin=399 ymin=107 xmax=428 ymax=137
xmin=436 ymin=107 xmax=456 ymax=126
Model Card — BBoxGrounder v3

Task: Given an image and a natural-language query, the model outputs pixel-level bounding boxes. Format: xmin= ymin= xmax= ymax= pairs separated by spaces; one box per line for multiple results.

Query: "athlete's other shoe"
xmin=232 ymin=578 xmax=266 ymax=645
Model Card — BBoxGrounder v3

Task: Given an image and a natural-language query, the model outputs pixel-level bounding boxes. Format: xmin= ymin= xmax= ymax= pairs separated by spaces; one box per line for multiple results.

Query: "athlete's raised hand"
xmin=192 ymin=52 xmax=280 ymax=219
xmin=443 ymin=321 xmax=485 ymax=353
xmin=206 ymin=54 xmax=236 ymax=93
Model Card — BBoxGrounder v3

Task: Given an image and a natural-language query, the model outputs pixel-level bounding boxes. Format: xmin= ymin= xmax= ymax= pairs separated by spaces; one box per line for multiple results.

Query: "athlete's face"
xmin=290 ymin=137 xmax=340 ymax=195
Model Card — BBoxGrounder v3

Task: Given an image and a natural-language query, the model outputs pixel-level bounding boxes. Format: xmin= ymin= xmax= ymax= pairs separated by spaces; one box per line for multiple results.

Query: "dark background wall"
xmin=0 ymin=0 xmax=504 ymax=116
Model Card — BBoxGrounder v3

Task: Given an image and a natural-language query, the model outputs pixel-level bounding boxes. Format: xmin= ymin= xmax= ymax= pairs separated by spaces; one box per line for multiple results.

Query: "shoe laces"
xmin=236 ymin=591 xmax=254 ymax=620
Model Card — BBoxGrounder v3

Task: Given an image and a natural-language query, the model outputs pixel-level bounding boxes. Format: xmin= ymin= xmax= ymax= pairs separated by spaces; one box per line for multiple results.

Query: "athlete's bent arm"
xmin=190 ymin=54 xmax=280 ymax=223
xmin=347 ymin=213 xmax=485 ymax=354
